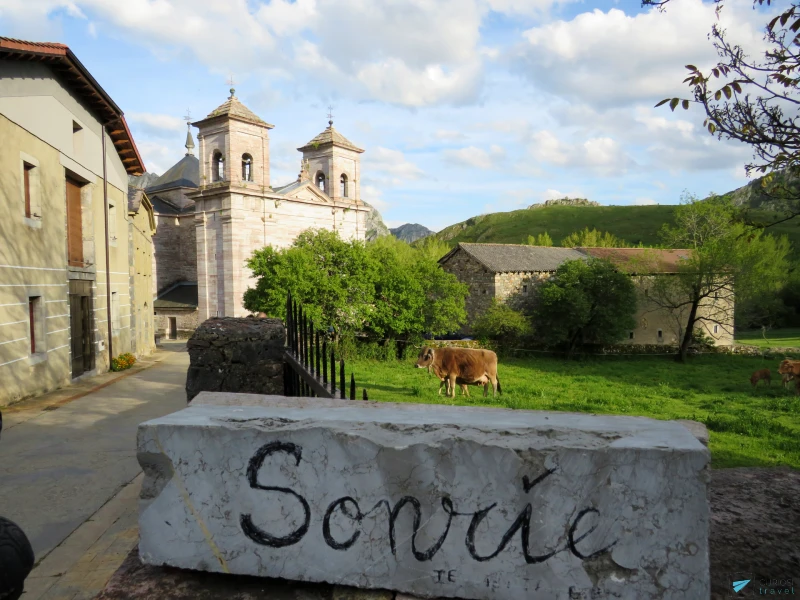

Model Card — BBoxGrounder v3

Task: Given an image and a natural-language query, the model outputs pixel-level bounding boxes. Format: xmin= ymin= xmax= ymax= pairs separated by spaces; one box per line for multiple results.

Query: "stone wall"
xmin=185 ymin=317 xmax=285 ymax=402
xmin=440 ymin=251 xmax=494 ymax=331
xmin=154 ymin=309 xmax=198 ymax=339
xmin=152 ymin=211 xmax=196 ymax=296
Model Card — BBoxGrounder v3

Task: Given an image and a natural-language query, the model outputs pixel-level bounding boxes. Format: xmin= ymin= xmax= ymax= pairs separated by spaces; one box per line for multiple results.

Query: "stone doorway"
xmin=69 ymin=280 xmax=94 ymax=378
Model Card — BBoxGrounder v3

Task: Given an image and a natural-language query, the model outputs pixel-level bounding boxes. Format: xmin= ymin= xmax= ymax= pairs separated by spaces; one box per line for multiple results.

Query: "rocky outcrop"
xmin=184 ymin=317 xmax=285 ymax=402
xmin=361 ymin=201 xmax=390 ymax=241
xmin=528 ymin=197 xmax=600 ymax=209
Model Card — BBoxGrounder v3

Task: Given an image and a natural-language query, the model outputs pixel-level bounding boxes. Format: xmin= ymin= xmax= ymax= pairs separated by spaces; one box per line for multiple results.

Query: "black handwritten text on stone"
xmin=239 ymin=441 xmax=617 ymax=564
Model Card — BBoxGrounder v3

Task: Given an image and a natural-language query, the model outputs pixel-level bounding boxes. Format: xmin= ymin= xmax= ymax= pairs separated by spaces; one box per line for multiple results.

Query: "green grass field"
xmin=736 ymin=328 xmax=800 ymax=348
xmin=433 ymin=204 xmax=800 ymax=255
xmin=349 ymin=353 xmax=800 ymax=470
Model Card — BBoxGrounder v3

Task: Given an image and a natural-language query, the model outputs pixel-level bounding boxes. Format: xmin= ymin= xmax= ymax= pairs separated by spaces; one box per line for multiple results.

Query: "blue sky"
xmin=1 ymin=0 xmax=775 ymax=231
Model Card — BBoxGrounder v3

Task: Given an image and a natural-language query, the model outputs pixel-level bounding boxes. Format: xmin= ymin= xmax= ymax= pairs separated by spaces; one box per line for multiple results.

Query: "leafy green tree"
xmin=531 ymin=258 xmax=638 ymax=356
xmin=647 ymin=194 xmax=791 ymax=361
xmin=561 ymin=228 xmax=631 ymax=248
xmin=366 ymin=236 xmax=468 ymax=342
xmin=243 ymin=229 xmax=375 ymax=336
xmin=243 ymin=230 xmax=468 ymax=348
xmin=526 ymin=232 xmax=553 ymax=246
xmin=473 ymin=299 xmax=531 ymax=349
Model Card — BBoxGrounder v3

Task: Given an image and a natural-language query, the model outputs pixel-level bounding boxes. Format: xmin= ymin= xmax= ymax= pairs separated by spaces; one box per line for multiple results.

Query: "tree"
xmin=472 ymin=299 xmax=531 ymax=349
xmin=652 ymin=0 xmax=800 ymax=225
xmin=531 ymin=258 xmax=638 ymax=356
xmin=243 ymin=229 xmax=375 ymax=336
xmin=561 ymin=227 xmax=631 ymax=248
xmin=243 ymin=230 xmax=469 ymax=348
xmin=526 ymin=232 xmax=554 ymax=246
xmin=645 ymin=193 xmax=791 ymax=361
xmin=364 ymin=236 xmax=468 ymax=343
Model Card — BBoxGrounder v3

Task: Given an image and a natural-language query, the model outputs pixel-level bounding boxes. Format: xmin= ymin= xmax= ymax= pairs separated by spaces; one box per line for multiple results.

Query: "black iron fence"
xmin=283 ymin=292 xmax=367 ymax=400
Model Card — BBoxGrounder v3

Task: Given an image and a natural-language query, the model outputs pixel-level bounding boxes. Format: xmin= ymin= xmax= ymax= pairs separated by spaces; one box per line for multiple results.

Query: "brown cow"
xmin=750 ymin=368 xmax=771 ymax=388
xmin=778 ymin=359 xmax=800 ymax=394
xmin=415 ymin=346 xmax=501 ymax=398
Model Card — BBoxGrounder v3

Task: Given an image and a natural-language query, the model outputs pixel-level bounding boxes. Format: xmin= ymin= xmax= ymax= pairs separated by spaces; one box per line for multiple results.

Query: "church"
xmin=146 ymin=90 xmax=370 ymax=338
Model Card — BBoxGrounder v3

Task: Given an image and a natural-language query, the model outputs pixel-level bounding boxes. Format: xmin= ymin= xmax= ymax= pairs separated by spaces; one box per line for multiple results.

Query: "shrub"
xmin=110 ymin=352 xmax=136 ymax=372
xmin=472 ymin=299 xmax=531 ymax=350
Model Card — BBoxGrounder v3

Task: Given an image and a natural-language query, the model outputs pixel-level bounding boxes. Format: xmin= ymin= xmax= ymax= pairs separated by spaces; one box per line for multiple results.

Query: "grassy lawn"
xmin=736 ymin=328 xmax=800 ymax=349
xmin=349 ymin=353 xmax=800 ymax=470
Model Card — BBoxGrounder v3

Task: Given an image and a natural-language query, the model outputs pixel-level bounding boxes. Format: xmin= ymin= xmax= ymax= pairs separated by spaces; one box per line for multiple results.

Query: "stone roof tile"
xmin=298 ymin=125 xmax=364 ymax=153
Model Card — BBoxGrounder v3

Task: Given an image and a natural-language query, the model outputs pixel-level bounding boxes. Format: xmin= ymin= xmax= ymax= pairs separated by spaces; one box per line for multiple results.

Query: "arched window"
xmin=242 ymin=154 xmax=253 ymax=182
xmin=316 ymin=172 xmax=326 ymax=192
xmin=340 ymin=173 xmax=348 ymax=197
xmin=213 ymin=151 xmax=225 ymax=182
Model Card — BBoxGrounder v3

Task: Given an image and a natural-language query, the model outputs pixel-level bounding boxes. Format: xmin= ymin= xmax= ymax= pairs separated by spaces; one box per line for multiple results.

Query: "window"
xmin=657 ymin=329 xmax=663 ymax=341
xmin=112 ymin=292 xmax=120 ymax=330
xmin=714 ymin=292 xmax=719 ymax=299
xmin=213 ymin=151 xmax=225 ymax=182
xmin=72 ymin=121 xmax=83 ymax=155
xmin=242 ymin=154 xmax=253 ymax=181
xmin=629 ymin=331 xmax=634 ymax=340
xmin=713 ymin=325 xmax=719 ymax=334
xmin=482 ymin=289 xmax=487 ymax=295
xmin=340 ymin=173 xmax=348 ymax=197
xmin=28 ymin=296 xmax=43 ymax=354
xmin=316 ymin=172 xmax=326 ymax=192
xmin=522 ymin=284 xmax=528 ymax=294
xmin=23 ymin=162 xmax=34 ymax=218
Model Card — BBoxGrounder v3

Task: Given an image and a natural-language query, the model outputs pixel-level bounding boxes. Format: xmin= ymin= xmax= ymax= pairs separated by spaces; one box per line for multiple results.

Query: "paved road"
xmin=0 ymin=344 xmax=189 ymax=562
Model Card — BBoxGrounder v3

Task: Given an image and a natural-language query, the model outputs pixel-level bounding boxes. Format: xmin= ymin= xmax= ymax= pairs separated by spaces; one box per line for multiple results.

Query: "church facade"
xmin=147 ymin=90 xmax=370 ymax=334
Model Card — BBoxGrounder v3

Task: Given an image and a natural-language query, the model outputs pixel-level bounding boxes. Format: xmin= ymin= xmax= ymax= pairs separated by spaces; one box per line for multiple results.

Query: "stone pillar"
xmin=184 ymin=317 xmax=285 ymax=402
xmin=138 ymin=396 xmax=710 ymax=600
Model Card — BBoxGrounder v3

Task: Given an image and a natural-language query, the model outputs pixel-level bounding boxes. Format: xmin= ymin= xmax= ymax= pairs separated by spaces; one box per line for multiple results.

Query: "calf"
xmin=750 ymin=368 xmax=771 ymax=388
xmin=415 ymin=346 xmax=501 ymax=398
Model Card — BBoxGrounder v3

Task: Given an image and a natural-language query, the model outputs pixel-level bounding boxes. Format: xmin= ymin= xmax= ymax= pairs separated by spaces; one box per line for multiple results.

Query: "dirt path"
xmin=710 ymin=467 xmax=800 ymax=598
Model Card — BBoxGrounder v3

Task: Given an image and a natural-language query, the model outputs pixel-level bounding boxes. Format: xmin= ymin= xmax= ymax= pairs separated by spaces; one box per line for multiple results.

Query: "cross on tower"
xmin=183 ymin=109 xmax=192 ymax=126
xmin=227 ymin=75 xmax=237 ymax=98
xmin=327 ymin=105 xmax=334 ymax=127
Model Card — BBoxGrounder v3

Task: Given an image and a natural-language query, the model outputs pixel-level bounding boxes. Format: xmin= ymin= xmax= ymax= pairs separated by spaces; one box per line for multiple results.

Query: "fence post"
xmin=362 ymin=389 xmax=368 ymax=401
xmin=309 ymin=320 xmax=315 ymax=375
xmin=330 ymin=349 xmax=336 ymax=396
xmin=315 ymin=331 xmax=321 ymax=380
xmin=322 ymin=339 xmax=328 ymax=385
xmin=350 ymin=373 xmax=355 ymax=401
xmin=340 ymin=360 xmax=345 ymax=400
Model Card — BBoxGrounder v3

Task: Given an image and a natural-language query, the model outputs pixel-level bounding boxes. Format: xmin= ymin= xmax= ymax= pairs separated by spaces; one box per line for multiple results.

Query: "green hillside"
xmin=433 ymin=204 xmax=800 ymax=253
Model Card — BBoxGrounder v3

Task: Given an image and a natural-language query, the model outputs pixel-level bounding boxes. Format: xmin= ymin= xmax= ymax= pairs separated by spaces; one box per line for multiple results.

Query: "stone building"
xmin=143 ymin=126 xmax=200 ymax=338
xmin=439 ymin=243 xmax=734 ymax=346
xmin=189 ymin=91 xmax=370 ymax=321
xmin=0 ymin=37 xmax=154 ymax=406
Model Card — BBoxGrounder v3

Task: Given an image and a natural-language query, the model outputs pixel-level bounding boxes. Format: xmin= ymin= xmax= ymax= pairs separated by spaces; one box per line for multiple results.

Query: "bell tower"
xmin=192 ymin=88 xmax=275 ymax=190
xmin=297 ymin=113 xmax=364 ymax=202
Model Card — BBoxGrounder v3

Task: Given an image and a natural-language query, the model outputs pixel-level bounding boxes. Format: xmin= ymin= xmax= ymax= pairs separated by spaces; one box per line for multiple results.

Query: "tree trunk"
xmin=677 ymin=297 xmax=701 ymax=363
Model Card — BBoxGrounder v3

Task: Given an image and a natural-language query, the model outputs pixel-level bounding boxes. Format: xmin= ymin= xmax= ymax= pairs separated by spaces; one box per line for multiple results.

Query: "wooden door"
xmin=66 ymin=178 xmax=83 ymax=267
xmin=69 ymin=280 xmax=93 ymax=377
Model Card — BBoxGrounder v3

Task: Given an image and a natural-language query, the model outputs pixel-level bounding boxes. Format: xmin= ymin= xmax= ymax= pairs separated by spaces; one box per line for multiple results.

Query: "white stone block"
xmin=137 ymin=393 xmax=710 ymax=600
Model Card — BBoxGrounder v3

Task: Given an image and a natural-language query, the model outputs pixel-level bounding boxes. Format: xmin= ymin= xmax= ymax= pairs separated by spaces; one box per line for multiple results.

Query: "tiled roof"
xmin=154 ymin=282 xmax=198 ymax=310
xmin=298 ymin=125 xmax=364 ymax=153
xmin=441 ymin=243 xmax=588 ymax=273
xmin=578 ymin=248 xmax=690 ymax=273
xmin=194 ymin=92 xmax=274 ymax=128
xmin=0 ymin=37 xmax=146 ymax=175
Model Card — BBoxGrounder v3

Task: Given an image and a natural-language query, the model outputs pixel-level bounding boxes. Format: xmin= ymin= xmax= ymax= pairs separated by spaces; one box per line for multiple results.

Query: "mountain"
xmin=723 ymin=169 xmax=800 ymax=212
xmin=390 ymin=223 xmax=434 ymax=243
xmin=362 ymin=201 xmax=391 ymax=241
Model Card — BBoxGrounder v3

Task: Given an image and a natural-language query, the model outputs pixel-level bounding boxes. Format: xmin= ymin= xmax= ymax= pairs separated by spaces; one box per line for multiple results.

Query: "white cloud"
xmin=363 ymin=147 xmax=424 ymax=184
xmin=135 ymin=140 xmax=178 ymax=176
xmin=527 ymin=129 xmax=633 ymax=176
xmin=435 ymin=129 xmax=468 ymax=141
xmin=633 ymin=197 xmax=658 ymax=205
xmin=443 ymin=144 xmax=505 ymax=169
xmin=542 ymin=188 xmax=585 ymax=201
xmin=128 ymin=112 xmax=185 ymax=137
xmin=513 ymin=0 xmax=767 ymax=109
